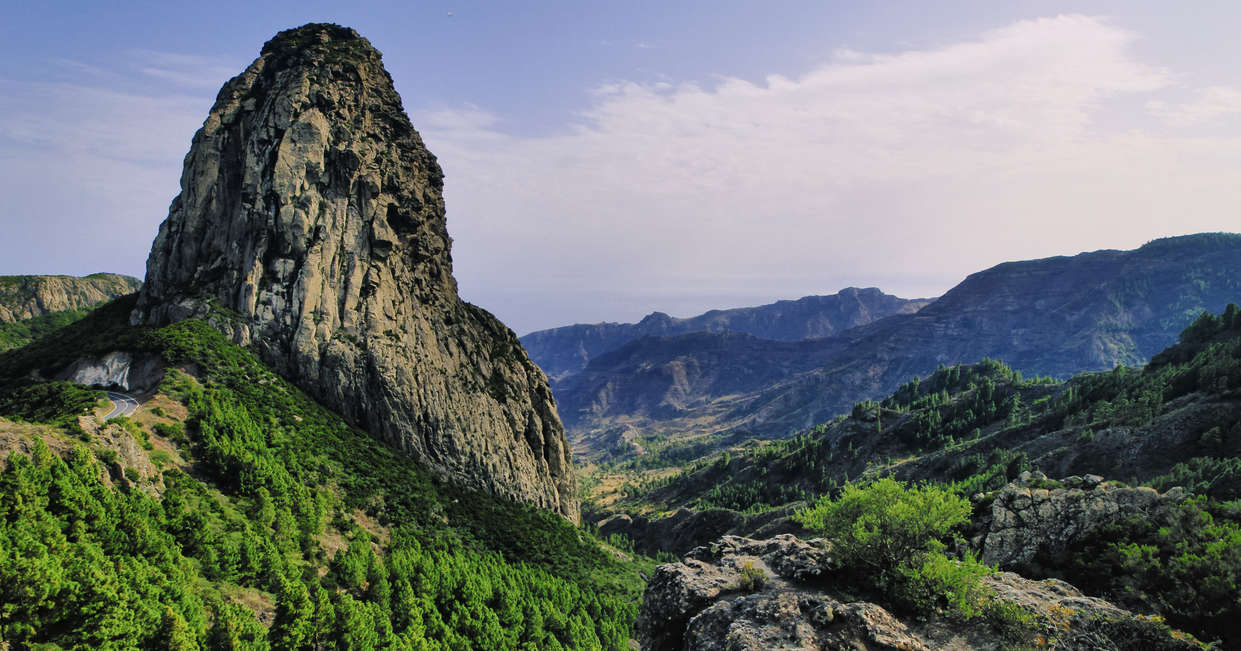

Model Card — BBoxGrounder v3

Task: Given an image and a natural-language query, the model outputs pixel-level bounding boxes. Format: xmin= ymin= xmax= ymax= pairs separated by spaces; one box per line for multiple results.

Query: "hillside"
xmin=0 ymin=297 xmax=647 ymax=649
xmin=592 ymin=305 xmax=1241 ymax=645
xmin=0 ymin=273 xmax=141 ymax=323
xmin=520 ymin=287 xmax=930 ymax=383
xmin=0 ymin=273 xmax=141 ymax=345
xmin=560 ymin=234 xmax=1241 ymax=454
xmin=0 ymin=274 xmax=143 ymax=353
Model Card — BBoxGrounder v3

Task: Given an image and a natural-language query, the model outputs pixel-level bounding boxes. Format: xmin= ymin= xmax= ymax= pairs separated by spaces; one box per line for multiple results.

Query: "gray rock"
xmin=638 ymin=534 xmax=1201 ymax=650
xmin=130 ymin=24 xmax=577 ymax=520
xmin=979 ymin=475 xmax=1177 ymax=568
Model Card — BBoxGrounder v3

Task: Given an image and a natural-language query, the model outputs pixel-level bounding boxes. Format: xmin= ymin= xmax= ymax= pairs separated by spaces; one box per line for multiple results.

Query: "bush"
xmin=738 ymin=560 xmax=767 ymax=592
xmin=898 ymin=551 xmax=993 ymax=618
xmin=796 ymin=478 xmax=971 ymax=583
xmin=796 ymin=478 xmax=990 ymax=620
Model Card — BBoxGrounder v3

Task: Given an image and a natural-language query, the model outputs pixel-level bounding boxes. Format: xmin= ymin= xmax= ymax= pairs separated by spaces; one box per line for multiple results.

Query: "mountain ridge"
xmin=521 ymin=287 xmax=930 ymax=383
xmin=0 ymin=273 xmax=141 ymax=323
xmin=558 ymin=233 xmax=1241 ymax=451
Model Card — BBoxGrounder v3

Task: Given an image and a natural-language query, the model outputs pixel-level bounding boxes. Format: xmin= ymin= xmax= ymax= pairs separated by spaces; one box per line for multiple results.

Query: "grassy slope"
xmin=0 ymin=297 xmax=649 ymax=649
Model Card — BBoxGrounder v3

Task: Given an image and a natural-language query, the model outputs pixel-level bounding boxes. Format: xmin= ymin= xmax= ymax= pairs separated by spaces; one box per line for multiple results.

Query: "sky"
xmin=2 ymin=2 xmax=1240 ymax=335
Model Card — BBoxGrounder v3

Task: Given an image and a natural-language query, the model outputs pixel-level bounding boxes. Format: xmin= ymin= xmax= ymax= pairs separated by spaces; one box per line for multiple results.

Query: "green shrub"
xmin=898 ymin=551 xmax=993 ymax=618
xmin=796 ymin=478 xmax=991 ymax=620
xmin=738 ymin=560 xmax=767 ymax=592
xmin=153 ymin=421 xmax=189 ymax=447
xmin=796 ymin=478 xmax=971 ymax=583
xmin=96 ymin=447 xmax=118 ymax=466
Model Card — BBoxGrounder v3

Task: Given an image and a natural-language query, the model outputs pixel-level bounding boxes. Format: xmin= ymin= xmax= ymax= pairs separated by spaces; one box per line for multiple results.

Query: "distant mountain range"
xmin=521 ymin=287 xmax=930 ymax=383
xmin=543 ymin=233 xmax=1241 ymax=454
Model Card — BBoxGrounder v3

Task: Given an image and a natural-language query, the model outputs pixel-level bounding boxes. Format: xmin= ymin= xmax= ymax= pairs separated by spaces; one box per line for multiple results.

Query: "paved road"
xmin=104 ymin=391 xmax=139 ymax=419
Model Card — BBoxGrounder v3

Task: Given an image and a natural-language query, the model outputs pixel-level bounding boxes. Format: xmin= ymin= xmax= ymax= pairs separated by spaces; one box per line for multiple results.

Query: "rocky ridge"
xmin=521 ymin=287 xmax=930 ymax=384
xmin=975 ymin=471 xmax=1183 ymax=569
xmin=130 ymin=24 xmax=576 ymax=520
xmin=0 ymin=274 xmax=141 ymax=323
xmin=558 ymin=234 xmax=1241 ymax=444
xmin=638 ymin=534 xmax=1200 ymax=650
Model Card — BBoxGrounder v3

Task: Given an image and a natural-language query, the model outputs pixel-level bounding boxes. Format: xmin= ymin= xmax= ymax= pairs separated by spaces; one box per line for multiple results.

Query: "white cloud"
xmin=1150 ymin=86 xmax=1241 ymax=127
xmin=416 ymin=15 xmax=1241 ymax=333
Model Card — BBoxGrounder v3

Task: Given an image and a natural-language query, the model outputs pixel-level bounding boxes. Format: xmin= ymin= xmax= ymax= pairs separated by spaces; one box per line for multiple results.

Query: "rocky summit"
xmin=131 ymin=24 xmax=577 ymax=520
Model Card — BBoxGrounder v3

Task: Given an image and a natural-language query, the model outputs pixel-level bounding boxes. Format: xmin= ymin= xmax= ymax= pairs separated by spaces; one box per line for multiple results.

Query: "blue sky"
xmin=2 ymin=2 xmax=1240 ymax=334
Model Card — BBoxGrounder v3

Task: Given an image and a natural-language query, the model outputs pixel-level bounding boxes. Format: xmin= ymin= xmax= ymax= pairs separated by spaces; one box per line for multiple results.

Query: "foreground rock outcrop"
xmin=0 ymin=273 xmax=141 ymax=323
xmin=594 ymin=506 xmax=808 ymax=557
xmin=638 ymin=534 xmax=1200 ymax=650
xmin=975 ymin=471 xmax=1182 ymax=569
xmin=130 ymin=24 xmax=576 ymax=520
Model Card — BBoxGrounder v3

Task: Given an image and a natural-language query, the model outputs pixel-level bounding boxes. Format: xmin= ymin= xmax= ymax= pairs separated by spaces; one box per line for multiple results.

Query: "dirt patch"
xmin=224 ymin=586 xmax=276 ymax=627
xmin=132 ymin=393 xmax=189 ymax=427
xmin=0 ymin=418 xmax=78 ymax=469
xmin=353 ymin=508 xmax=391 ymax=547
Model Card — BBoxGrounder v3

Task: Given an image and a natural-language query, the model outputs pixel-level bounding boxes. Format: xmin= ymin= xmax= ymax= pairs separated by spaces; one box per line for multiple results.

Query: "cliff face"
xmin=521 ymin=287 xmax=930 ymax=383
xmin=131 ymin=24 xmax=577 ymax=520
xmin=0 ymin=274 xmax=141 ymax=323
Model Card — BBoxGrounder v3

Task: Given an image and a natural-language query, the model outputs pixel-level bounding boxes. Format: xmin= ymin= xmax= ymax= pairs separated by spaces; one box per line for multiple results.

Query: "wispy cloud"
xmin=0 ymin=50 xmax=226 ymax=278
xmin=132 ymin=50 xmax=239 ymax=89
xmin=417 ymin=15 xmax=1241 ymax=331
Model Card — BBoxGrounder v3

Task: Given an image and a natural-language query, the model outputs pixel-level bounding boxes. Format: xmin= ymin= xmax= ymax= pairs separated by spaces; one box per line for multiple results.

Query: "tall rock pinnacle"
xmin=132 ymin=24 xmax=577 ymax=521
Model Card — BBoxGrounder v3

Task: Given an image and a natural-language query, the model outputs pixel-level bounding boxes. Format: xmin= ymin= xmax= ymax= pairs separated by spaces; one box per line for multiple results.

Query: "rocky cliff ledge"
xmin=637 ymin=535 xmax=1199 ymax=650
xmin=974 ymin=471 xmax=1181 ymax=569
xmin=0 ymin=274 xmax=141 ymax=323
xmin=130 ymin=24 xmax=576 ymax=520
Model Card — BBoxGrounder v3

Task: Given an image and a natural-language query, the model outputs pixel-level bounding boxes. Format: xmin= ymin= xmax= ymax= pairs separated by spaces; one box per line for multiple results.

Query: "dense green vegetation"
xmin=0 ymin=302 xmax=646 ymax=649
xmin=0 ymin=308 xmax=92 ymax=352
xmin=0 ymin=381 xmax=101 ymax=431
xmin=1042 ymin=496 xmax=1241 ymax=647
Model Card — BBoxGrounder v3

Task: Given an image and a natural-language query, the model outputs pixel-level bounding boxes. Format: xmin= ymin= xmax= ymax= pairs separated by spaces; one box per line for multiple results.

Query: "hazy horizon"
xmin=3 ymin=2 xmax=1240 ymax=334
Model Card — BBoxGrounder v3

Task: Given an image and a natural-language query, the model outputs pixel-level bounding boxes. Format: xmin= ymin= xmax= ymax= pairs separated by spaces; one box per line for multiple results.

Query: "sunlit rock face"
xmin=132 ymin=23 xmax=577 ymax=521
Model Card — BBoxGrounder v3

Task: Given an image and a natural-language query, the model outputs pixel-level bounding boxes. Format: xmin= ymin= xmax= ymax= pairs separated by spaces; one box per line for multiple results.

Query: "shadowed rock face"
xmin=131 ymin=23 xmax=577 ymax=521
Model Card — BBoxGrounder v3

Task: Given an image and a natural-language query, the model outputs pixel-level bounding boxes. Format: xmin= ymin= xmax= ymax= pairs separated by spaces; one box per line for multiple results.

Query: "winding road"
xmin=104 ymin=391 xmax=139 ymax=419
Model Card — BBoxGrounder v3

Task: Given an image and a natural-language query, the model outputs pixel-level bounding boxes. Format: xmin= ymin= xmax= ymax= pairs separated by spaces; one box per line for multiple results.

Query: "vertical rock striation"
xmin=131 ymin=23 xmax=577 ymax=520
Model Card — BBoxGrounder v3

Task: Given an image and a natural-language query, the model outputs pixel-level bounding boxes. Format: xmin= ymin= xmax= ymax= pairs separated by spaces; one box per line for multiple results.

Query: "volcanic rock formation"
xmin=131 ymin=24 xmax=577 ymax=520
